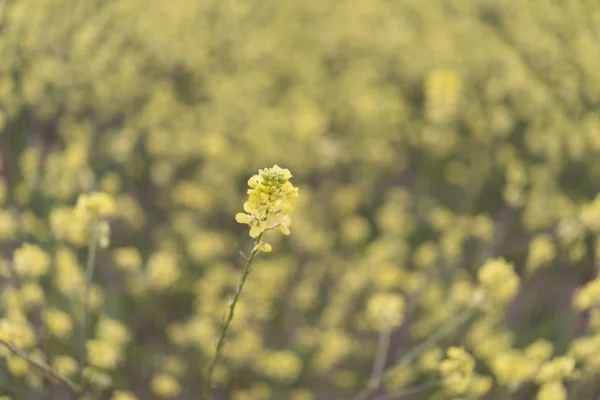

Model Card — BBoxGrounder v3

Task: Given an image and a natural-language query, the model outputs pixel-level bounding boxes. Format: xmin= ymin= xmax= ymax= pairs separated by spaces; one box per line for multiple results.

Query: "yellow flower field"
xmin=1 ymin=0 xmax=600 ymax=399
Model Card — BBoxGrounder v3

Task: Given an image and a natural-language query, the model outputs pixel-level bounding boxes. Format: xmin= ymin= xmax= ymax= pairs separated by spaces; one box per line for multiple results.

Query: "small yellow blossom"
xmin=111 ymin=391 xmax=138 ymax=400
xmin=147 ymin=251 xmax=180 ymax=291
xmin=537 ymin=380 xmax=567 ymax=400
xmin=151 ymin=374 xmax=181 ymax=398
xmin=527 ymin=234 xmax=556 ymax=272
xmin=52 ymin=355 xmax=78 ymax=377
xmin=440 ymin=347 xmax=475 ymax=395
xmin=7 ymin=355 xmax=29 ymax=376
xmin=256 ymin=350 xmax=303 ymax=382
xmin=20 ymin=282 xmax=44 ymax=308
xmin=44 ymin=308 xmax=73 ymax=338
xmin=87 ymin=339 xmax=122 ymax=369
xmin=366 ymin=293 xmax=406 ymax=329
xmin=536 ymin=356 xmax=576 ymax=383
xmin=418 ymin=347 xmax=443 ymax=372
xmin=75 ymin=192 xmax=117 ymax=222
xmin=113 ymin=247 xmax=143 ymax=272
xmin=13 ymin=243 xmax=50 ymax=278
xmin=573 ymin=279 xmax=600 ymax=311
xmin=477 ymin=258 xmax=520 ymax=307
xmin=468 ymin=375 xmax=493 ymax=397
xmin=97 ymin=316 xmax=131 ymax=346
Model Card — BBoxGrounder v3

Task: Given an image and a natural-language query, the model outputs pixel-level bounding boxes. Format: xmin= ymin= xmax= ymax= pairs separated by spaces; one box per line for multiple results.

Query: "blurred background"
xmin=1 ymin=0 xmax=600 ymax=399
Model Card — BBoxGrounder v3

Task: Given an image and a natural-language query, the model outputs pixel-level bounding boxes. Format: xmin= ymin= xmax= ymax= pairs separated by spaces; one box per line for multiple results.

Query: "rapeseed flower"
xmin=235 ymin=165 xmax=299 ymax=239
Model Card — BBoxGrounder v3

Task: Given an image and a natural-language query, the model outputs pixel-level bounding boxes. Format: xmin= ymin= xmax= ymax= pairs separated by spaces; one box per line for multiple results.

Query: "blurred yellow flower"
xmin=477 ymin=258 xmax=520 ymax=307
xmin=440 ymin=347 xmax=475 ymax=395
xmin=366 ymin=292 xmax=405 ymax=330
xmin=151 ymin=374 xmax=181 ymax=398
xmin=44 ymin=308 xmax=73 ymax=338
xmin=7 ymin=355 xmax=29 ymax=376
xmin=147 ymin=251 xmax=180 ymax=291
xmin=87 ymin=339 xmax=121 ymax=369
xmin=537 ymin=380 xmax=567 ymax=400
xmin=13 ymin=243 xmax=50 ymax=278
xmin=75 ymin=191 xmax=117 ymax=222
xmin=97 ymin=316 xmax=131 ymax=346
xmin=52 ymin=355 xmax=78 ymax=377
xmin=20 ymin=282 xmax=44 ymax=308
xmin=111 ymin=391 xmax=138 ymax=400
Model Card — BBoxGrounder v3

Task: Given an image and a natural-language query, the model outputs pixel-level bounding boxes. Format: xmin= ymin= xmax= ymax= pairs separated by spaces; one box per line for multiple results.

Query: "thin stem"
xmin=202 ymin=232 xmax=265 ymax=399
xmin=0 ymin=339 xmax=93 ymax=399
xmin=80 ymin=223 xmax=99 ymax=379
xmin=385 ymin=307 xmax=477 ymax=379
xmin=353 ymin=307 xmax=477 ymax=400
xmin=371 ymin=327 xmax=392 ymax=388
xmin=353 ymin=326 xmax=393 ymax=400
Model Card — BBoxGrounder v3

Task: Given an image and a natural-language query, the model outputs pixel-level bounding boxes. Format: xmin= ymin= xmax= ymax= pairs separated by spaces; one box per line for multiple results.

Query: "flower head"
xmin=236 ymin=165 xmax=299 ymax=239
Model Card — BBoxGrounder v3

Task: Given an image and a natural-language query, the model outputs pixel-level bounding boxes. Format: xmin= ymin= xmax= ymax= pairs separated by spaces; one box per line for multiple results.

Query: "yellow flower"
xmin=573 ymin=279 xmax=600 ymax=311
xmin=536 ymin=356 xmax=576 ymax=383
xmin=366 ymin=293 xmax=406 ymax=330
xmin=87 ymin=339 xmax=121 ymax=369
xmin=75 ymin=191 xmax=116 ymax=222
xmin=52 ymin=355 xmax=78 ymax=377
xmin=147 ymin=251 xmax=180 ymax=291
xmin=235 ymin=165 xmax=299 ymax=239
xmin=44 ymin=308 xmax=73 ymax=338
xmin=6 ymin=355 xmax=29 ymax=376
xmin=111 ymin=391 xmax=138 ymax=400
xmin=20 ymin=282 xmax=45 ymax=308
xmin=256 ymin=350 xmax=303 ymax=382
xmin=113 ymin=247 xmax=143 ymax=273
xmin=151 ymin=374 xmax=181 ymax=398
xmin=13 ymin=243 xmax=50 ymax=278
xmin=537 ymin=380 xmax=567 ymax=400
xmin=477 ymin=258 xmax=520 ymax=307
xmin=97 ymin=316 xmax=131 ymax=346
xmin=439 ymin=347 xmax=475 ymax=395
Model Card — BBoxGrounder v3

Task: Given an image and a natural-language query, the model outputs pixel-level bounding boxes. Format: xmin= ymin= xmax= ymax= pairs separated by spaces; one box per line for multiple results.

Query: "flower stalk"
xmin=80 ymin=223 xmax=99 ymax=380
xmin=203 ymin=166 xmax=298 ymax=399
xmin=202 ymin=232 xmax=264 ymax=399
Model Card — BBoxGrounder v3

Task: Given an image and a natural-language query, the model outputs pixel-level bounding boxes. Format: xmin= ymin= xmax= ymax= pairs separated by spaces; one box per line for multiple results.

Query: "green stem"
xmin=79 ymin=223 xmax=99 ymax=380
xmin=202 ymin=232 xmax=265 ymax=399
xmin=353 ymin=307 xmax=477 ymax=400
xmin=353 ymin=326 xmax=393 ymax=400
xmin=0 ymin=339 xmax=93 ymax=399
xmin=387 ymin=307 xmax=477 ymax=376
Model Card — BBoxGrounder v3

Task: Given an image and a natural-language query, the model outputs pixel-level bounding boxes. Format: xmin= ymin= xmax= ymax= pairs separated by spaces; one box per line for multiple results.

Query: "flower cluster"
xmin=366 ymin=293 xmax=406 ymax=330
xmin=439 ymin=347 xmax=492 ymax=398
xmin=476 ymin=258 xmax=520 ymax=310
xmin=236 ymin=165 xmax=299 ymax=240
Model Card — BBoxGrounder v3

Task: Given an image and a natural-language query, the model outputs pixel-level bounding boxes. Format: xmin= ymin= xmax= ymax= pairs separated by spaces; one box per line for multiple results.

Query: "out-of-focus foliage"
xmin=1 ymin=0 xmax=600 ymax=398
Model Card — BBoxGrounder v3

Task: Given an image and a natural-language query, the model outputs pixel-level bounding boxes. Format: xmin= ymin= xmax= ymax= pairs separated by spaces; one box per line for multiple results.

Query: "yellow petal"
xmin=248 ymin=177 xmax=259 ymax=188
xmin=249 ymin=226 xmax=262 ymax=238
xmin=243 ymin=201 xmax=256 ymax=213
xmin=235 ymin=213 xmax=250 ymax=224
xmin=279 ymin=224 xmax=290 ymax=235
